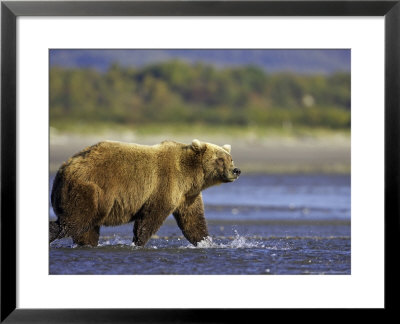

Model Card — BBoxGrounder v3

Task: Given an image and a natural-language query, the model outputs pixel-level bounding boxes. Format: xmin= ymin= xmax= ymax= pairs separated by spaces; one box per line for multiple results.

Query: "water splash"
xmin=184 ymin=231 xmax=261 ymax=249
xmin=130 ymin=242 xmax=158 ymax=249
xmin=193 ymin=236 xmax=213 ymax=248
xmin=230 ymin=230 xmax=261 ymax=248
xmin=50 ymin=238 xmax=76 ymax=249
xmin=50 ymin=232 xmax=290 ymax=250
xmin=98 ymin=235 xmax=131 ymax=247
xmin=51 ymin=235 xmax=134 ymax=248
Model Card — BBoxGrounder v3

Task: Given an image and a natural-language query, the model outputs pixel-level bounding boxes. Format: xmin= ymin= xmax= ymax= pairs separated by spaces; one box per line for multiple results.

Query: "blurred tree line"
xmin=50 ymin=60 xmax=350 ymax=129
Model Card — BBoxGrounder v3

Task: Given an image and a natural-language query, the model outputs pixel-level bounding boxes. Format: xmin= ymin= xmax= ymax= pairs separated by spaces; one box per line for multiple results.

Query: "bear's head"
xmin=191 ymin=139 xmax=241 ymax=188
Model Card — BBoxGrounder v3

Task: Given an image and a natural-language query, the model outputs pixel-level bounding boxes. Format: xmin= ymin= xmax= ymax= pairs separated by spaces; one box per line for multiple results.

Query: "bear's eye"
xmin=217 ymin=157 xmax=225 ymax=165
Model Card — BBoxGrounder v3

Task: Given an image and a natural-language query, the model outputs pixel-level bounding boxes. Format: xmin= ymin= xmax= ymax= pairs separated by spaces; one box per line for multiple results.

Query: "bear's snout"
xmin=233 ymin=168 xmax=241 ymax=176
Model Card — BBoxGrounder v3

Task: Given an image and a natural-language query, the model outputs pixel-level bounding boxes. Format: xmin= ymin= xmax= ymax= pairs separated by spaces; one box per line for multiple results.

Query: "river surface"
xmin=49 ymin=174 xmax=350 ymax=275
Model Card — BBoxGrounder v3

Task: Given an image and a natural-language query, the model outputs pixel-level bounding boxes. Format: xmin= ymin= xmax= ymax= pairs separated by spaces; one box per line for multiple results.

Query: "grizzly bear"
xmin=50 ymin=139 xmax=241 ymax=247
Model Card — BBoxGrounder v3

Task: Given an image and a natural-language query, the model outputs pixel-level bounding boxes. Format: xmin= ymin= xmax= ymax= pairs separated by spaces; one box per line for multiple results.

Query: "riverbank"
xmin=49 ymin=125 xmax=350 ymax=174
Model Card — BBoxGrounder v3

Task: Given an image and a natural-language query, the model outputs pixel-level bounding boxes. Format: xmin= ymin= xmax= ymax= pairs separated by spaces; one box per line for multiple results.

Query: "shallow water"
xmin=49 ymin=174 xmax=351 ymax=275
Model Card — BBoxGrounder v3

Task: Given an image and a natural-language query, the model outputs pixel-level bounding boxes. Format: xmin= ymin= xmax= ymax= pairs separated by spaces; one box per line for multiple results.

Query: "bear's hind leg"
xmin=49 ymin=220 xmax=61 ymax=243
xmin=173 ymin=194 xmax=209 ymax=246
xmin=58 ymin=181 xmax=104 ymax=246
xmin=72 ymin=226 xmax=100 ymax=247
xmin=133 ymin=209 xmax=171 ymax=246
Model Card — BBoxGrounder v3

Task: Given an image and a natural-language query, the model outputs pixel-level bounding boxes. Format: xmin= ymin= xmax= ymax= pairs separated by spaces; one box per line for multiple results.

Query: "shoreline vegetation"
xmin=50 ymin=123 xmax=350 ymax=175
xmin=50 ymin=62 xmax=350 ymax=130
xmin=50 ymin=61 xmax=350 ymax=174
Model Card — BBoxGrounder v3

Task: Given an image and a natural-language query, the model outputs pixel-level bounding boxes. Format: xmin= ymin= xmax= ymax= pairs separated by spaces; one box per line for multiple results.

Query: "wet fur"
xmin=50 ymin=140 xmax=238 ymax=247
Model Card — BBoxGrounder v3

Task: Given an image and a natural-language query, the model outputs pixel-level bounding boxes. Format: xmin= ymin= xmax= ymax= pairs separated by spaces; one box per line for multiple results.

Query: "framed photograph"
xmin=1 ymin=0 xmax=398 ymax=321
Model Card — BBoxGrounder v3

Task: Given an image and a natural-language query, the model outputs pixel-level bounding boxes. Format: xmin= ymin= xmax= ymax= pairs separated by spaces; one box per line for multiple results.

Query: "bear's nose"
xmin=233 ymin=168 xmax=241 ymax=176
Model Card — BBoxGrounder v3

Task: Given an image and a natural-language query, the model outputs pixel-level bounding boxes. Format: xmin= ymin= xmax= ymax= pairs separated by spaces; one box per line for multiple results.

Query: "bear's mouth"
xmin=221 ymin=168 xmax=241 ymax=183
xmin=223 ymin=174 xmax=239 ymax=182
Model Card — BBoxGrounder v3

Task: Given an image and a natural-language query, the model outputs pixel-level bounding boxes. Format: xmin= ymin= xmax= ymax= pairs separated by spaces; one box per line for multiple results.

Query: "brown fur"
xmin=50 ymin=139 xmax=240 ymax=247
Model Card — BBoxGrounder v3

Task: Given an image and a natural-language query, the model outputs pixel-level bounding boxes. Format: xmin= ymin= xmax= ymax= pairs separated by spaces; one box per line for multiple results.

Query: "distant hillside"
xmin=50 ymin=49 xmax=350 ymax=75
xmin=50 ymin=60 xmax=350 ymax=129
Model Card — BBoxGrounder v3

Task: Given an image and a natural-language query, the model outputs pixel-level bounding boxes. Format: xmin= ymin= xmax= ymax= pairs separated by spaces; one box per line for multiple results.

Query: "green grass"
xmin=50 ymin=120 xmax=350 ymax=140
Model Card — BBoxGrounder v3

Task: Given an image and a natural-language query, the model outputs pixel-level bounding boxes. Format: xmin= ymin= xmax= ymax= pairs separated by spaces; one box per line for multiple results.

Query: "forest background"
xmin=49 ymin=49 xmax=350 ymax=174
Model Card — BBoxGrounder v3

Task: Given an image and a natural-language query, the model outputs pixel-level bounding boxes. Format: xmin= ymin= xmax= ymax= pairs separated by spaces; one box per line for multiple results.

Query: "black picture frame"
xmin=1 ymin=0 xmax=399 ymax=322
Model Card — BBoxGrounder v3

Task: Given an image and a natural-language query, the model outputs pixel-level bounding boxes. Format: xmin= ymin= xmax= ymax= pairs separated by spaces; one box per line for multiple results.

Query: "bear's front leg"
xmin=173 ymin=194 xmax=209 ymax=246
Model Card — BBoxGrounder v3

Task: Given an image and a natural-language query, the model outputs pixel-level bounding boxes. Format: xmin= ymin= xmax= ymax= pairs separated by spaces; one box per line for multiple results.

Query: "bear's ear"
xmin=191 ymin=139 xmax=205 ymax=153
xmin=222 ymin=144 xmax=231 ymax=153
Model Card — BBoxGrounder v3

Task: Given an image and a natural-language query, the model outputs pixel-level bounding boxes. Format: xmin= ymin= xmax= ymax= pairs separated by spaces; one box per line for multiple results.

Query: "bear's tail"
xmin=49 ymin=220 xmax=63 ymax=243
